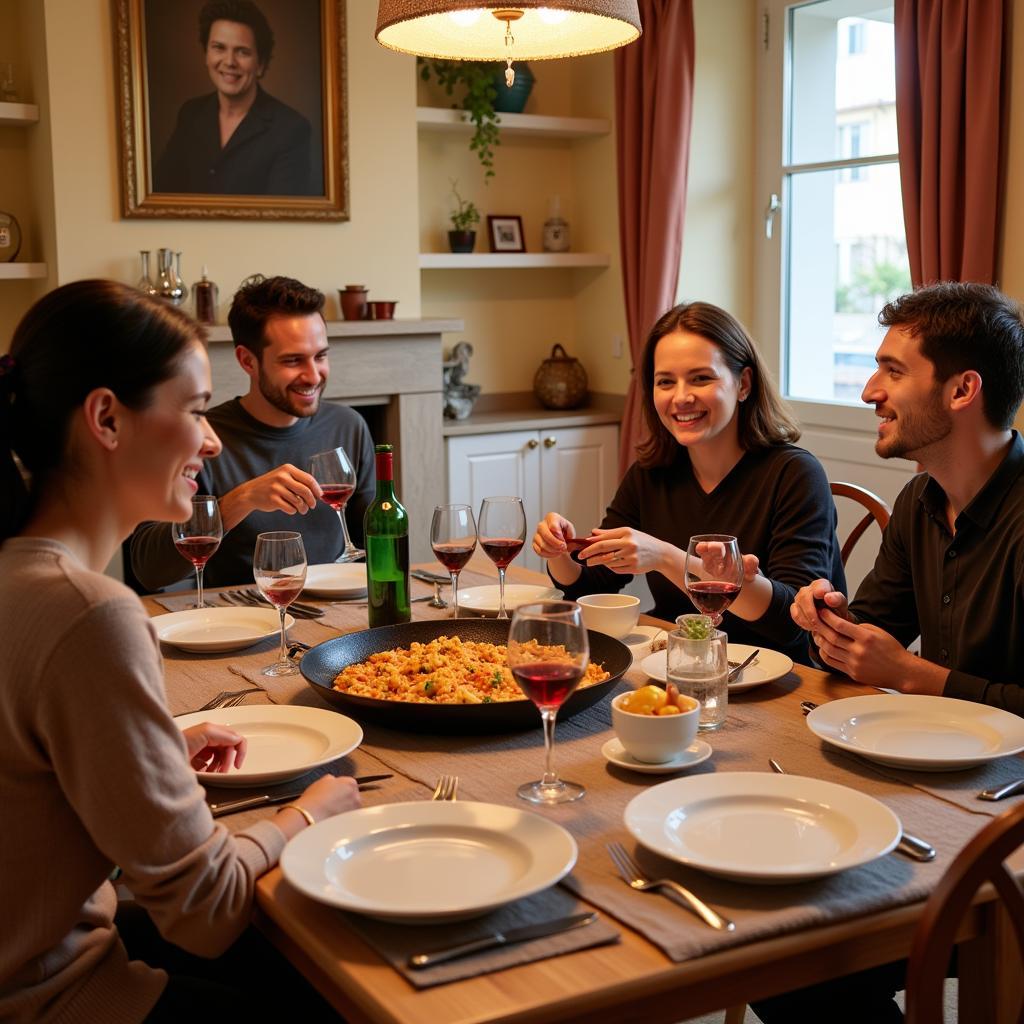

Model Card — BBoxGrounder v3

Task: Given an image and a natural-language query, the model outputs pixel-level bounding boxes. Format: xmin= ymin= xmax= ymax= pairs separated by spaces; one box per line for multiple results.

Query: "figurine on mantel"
xmin=442 ymin=341 xmax=481 ymax=420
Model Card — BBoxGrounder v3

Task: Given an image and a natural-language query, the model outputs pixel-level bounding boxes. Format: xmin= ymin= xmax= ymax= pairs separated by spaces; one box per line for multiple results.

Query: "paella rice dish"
xmin=332 ymin=635 xmax=610 ymax=704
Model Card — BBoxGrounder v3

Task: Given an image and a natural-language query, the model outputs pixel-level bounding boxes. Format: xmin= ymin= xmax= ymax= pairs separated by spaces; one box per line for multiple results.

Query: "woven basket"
xmin=533 ymin=343 xmax=588 ymax=410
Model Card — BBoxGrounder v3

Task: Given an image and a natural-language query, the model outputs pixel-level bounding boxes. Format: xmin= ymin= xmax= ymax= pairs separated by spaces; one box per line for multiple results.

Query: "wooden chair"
xmin=830 ymin=481 xmax=891 ymax=566
xmin=905 ymin=801 xmax=1024 ymax=1023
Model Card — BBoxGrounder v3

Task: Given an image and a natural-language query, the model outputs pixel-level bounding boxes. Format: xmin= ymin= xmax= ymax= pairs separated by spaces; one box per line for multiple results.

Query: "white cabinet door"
xmin=447 ymin=430 xmax=542 ymax=569
xmin=538 ymin=425 xmax=619 ymax=539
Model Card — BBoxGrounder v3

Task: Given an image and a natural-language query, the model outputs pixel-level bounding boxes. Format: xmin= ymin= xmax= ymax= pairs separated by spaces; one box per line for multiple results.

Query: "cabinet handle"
xmin=527 ymin=439 xmax=539 ymax=449
xmin=544 ymin=436 xmax=557 ymax=448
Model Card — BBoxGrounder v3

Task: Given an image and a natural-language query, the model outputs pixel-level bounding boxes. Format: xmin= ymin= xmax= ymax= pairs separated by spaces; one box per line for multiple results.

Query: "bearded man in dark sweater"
xmin=130 ymin=275 xmax=374 ymax=590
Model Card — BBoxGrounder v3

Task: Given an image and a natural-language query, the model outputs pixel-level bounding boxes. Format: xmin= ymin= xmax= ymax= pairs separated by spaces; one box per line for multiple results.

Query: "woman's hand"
xmin=532 ymin=512 xmax=577 ymax=559
xmin=296 ymin=775 xmax=362 ymax=821
xmin=581 ymin=526 xmax=667 ymax=575
xmin=182 ymin=722 xmax=247 ymax=774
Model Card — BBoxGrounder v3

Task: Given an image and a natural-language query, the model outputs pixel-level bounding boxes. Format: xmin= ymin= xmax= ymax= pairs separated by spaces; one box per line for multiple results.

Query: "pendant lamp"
xmin=376 ymin=2 xmax=641 ymax=79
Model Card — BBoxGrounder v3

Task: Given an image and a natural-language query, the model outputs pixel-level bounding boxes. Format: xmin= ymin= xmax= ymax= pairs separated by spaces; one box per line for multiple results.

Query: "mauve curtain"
xmin=614 ymin=0 xmax=695 ymax=476
xmin=894 ymin=0 xmax=1009 ymax=285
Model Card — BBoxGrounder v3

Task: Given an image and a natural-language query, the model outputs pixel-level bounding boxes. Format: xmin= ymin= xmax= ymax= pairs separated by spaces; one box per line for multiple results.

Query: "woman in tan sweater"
xmin=0 ymin=281 xmax=359 ymax=1022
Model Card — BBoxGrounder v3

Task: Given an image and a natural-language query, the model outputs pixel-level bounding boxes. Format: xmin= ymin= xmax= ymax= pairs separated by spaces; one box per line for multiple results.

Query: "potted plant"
xmin=448 ymin=180 xmax=480 ymax=253
xmin=419 ymin=59 xmax=534 ymax=180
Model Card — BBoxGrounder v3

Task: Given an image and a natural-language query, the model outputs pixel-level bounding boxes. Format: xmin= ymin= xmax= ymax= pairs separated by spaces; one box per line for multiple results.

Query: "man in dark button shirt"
xmin=129 ymin=275 xmax=373 ymax=590
xmin=754 ymin=284 xmax=1024 ymax=1024
xmin=791 ymin=281 xmax=1024 ymax=714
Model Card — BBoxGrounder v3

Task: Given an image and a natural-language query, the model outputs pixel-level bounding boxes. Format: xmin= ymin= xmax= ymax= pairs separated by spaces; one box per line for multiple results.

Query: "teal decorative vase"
xmin=491 ymin=63 xmax=534 ymax=114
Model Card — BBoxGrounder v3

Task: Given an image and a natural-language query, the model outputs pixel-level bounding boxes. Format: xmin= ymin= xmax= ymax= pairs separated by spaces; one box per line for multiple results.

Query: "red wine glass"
xmin=684 ymin=534 xmax=744 ymax=627
xmin=430 ymin=504 xmax=477 ymax=618
xmin=507 ymin=600 xmax=588 ymax=805
xmin=253 ymin=531 xmax=307 ymax=677
xmin=309 ymin=446 xmax=364 ymax=563
xmin=478 ymin=496 xmax=527 ymax=620
xmin=172 ymin=495 xmax=223 ymax=609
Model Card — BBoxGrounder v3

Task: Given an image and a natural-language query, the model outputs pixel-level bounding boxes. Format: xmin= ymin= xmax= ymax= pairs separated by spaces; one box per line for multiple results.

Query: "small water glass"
xmin=667 ymin=626 xmax=728 ymax=730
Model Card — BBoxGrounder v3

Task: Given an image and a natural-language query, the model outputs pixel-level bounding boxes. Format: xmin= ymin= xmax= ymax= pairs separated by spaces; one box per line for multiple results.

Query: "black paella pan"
xmin=299 ymin=618 xmax=632 ymax=733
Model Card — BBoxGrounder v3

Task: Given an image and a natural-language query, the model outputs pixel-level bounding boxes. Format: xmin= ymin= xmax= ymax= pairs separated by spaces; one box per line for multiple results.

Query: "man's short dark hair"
xmin=879 ymin=282 xmax=1024 ymax=430
xmin=228 ymin=275 xmax=325 ymax=357
xmin=199 ymin=1 xmax=275 ymax=70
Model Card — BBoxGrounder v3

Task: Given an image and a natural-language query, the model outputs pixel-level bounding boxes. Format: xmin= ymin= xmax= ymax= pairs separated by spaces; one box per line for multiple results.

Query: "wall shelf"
xmin=0 ymin=101 xmax=40 ymax=126
xmin=0 ymin=263 xmax=47 ymax=279
xmin=420 ymin=252 xmax=610 ymax=270
xmin=416 ymin=106 xmax=610 ymax=141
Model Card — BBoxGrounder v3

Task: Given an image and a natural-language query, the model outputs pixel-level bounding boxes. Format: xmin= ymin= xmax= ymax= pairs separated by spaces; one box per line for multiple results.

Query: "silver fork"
xmin=432 ymin=774 xmax=459 ymax=801
xmin=185 ymin=687 xmax=261 ymax=714
xmin=223 ymin=589 xmax=322 ymax=620
xmin=606 ymin=841 xmax=735 ymax=931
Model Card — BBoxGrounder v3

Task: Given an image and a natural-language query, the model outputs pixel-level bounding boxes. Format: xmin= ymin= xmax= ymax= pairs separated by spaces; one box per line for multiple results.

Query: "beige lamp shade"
xmin=375 ymin=1 xmax=641 ymax=61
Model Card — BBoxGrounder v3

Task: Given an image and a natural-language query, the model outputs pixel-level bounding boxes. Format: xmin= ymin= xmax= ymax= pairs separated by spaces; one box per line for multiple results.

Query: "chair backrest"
xmin=830 ymin=481 xmax=891 ymax=567
xmin=905 ymin=801 xmax=1024 ymax=1024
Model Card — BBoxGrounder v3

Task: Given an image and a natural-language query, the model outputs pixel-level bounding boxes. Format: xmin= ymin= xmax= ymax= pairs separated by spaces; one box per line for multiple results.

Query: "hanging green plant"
xmin=418 ymin=58 xmax=501 ymax=181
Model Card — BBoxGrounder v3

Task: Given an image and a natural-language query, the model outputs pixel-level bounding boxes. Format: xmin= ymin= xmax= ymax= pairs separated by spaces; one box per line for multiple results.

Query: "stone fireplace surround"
xmin=205 ymin=318 xmax=462 ymax=561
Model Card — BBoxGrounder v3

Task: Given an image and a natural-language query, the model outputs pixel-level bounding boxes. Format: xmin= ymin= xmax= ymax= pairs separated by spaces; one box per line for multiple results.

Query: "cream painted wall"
xmin=2 ymin=0 xmax=422 ymax=333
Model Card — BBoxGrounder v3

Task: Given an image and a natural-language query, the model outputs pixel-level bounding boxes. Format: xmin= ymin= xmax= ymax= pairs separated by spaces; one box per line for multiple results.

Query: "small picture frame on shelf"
xmin=487 ymin=215 xmax=525 ymax=253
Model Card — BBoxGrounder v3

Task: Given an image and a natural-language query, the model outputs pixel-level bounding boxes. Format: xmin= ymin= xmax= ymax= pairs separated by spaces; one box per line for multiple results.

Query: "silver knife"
xmin=209 ymin=774 xmax=393 ymax=817
xmin=979 ymin=778 xmax=1024 ymax=801
xmin=408 ymin=911 xmax=597 ymax=969
xmin=411 ymin=569 xmax=450 ymax=584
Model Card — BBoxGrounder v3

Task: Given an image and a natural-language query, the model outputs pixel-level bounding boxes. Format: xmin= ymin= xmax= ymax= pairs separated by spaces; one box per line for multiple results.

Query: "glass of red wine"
xmin=172 ymin=495 xmax=223 ymax=609
xmin=684 ymin=534 xmax=744 ymax=626
xmin=309 ymin=446 xmax=364 ymax=563
xmin=507 ymin=600 xmax=589 ymax=805
xmin=253 ymin=531 xmax=307 ymax=677
xmin=477 ymin=496 xmax=527 ymax=620
xmin=430 ymin=504 xmax=477 ymax=618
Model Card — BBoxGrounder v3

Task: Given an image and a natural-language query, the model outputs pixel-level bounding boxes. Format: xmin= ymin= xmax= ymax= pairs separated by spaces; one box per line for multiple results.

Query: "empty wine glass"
xmin=507 ymin=600 xmax=588 ymax=804
xmin=430 ymin=504 xmax=477 ymax=617
xmin=478 ymin=496 xmax=527 ymax=620
xmin=310 ymin=446 xmax=364 ymax=562
xmin=171 ymin=495 xmax=222 ymax=609
xmin=683 ymin=534 xmax=744 ymax=626
xmin=253 ymin=531 xmax=307 ymax=676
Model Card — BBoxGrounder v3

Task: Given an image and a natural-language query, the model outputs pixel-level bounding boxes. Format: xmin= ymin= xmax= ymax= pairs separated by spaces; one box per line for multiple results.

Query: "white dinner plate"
xmin=456 ymin=584 xmax=564 ymax=616
xmin=639 ymin=643 xmax=793 ymax=692
xmin=152 ymin=607 xmax=295 ymax=653
xmin=806 ymin=694 xmax=1024 ymax=771
xmin=175 ymin=705 xmax=362 ymax=786
xmin=624 ymin=772 xmax=901 ymax=883
xmin=602 ymin=737 xmax=713 ymax=775
xmin=280 ymin=800 xmax=578 ymax=922
xmin=302 ymin=562 xmax=367 ymax=598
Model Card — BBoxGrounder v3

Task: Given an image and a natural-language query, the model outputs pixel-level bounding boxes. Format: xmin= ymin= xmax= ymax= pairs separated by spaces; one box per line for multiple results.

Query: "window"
xmin=757 ymin=0 xmax=910 ymax=413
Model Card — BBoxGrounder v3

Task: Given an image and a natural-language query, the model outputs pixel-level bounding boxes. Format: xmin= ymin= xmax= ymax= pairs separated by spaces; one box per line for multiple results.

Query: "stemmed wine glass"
xmin=309 ymin=446 xmax=364 ymax=563
xmin=683 ymin=534 xmax=744 ymax=626
xmin=507 ymin=600 xmax=589 ymax=805
xmin=253 ymin=531 xmax=307 ymax=677
xmin=478 ymin=496 xmax=527 ymax=620
xmin=430 ymin=504 xmax=477 ymax=618
xmin=172 ymin=495 xmax=223 ymax=609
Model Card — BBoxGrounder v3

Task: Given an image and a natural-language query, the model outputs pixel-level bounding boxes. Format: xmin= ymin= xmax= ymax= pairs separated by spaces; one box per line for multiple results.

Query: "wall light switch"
xmin=612 ymin=334 xmax=624 ymax=358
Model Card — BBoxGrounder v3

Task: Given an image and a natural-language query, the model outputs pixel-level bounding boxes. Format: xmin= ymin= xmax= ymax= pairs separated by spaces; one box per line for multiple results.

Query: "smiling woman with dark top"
xmin=531 ymin=301 xmax=846 ymax=665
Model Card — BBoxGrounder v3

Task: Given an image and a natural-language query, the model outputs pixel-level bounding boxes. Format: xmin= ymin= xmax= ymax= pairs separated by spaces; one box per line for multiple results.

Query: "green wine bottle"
xmin=364 ymin=443 xmax=411 ymax=627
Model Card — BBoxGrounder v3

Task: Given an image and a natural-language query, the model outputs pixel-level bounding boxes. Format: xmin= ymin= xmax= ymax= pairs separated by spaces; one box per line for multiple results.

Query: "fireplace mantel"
xmin=204 ymin=318 xmax=463 ymax=561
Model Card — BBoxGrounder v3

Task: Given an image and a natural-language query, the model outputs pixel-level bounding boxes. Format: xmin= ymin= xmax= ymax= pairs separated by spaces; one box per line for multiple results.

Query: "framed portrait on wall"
xmin=114 ymin=0 xmax=348 ymax=220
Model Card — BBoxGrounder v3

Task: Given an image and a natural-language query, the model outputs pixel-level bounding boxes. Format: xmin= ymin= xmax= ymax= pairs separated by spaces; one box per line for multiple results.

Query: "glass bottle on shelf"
xmin=136 ymin=250 xmax=157 ymax=295
xmin=542 ymin=195 xmax=570 ymax=253
xmin=192 ymin=265 xmax=218 ymax=324
xmin=364 ymin=443 xmax=410 ymax=627
xmin=174 ymin=251 xmax=189 ymax=304
xmin=155 ymin=248 xmax=184 ymax=306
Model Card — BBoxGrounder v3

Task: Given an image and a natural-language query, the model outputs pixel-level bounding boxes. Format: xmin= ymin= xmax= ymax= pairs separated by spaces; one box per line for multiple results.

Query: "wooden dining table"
xmin=147 ymin=565 xmax=1024 ymax=1024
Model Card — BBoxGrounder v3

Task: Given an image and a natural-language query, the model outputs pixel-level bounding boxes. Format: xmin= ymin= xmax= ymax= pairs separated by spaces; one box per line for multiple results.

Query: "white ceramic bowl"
xmin=611 ymin=690 xmax=700 ymax=764
xmin=577 ymin=594 xmax=641 ymax=640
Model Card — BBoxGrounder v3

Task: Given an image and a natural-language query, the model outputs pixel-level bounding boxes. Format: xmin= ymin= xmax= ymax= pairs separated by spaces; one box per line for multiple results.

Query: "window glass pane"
xmin=786 ymin=162 xmax=910 ymax=402
xmin=789 ymin=1 xmax=896 ymax=165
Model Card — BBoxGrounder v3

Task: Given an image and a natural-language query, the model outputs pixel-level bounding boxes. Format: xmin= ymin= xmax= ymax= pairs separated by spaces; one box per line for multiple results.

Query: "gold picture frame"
xmin=114 ymin=0 xmax=348 ymax=220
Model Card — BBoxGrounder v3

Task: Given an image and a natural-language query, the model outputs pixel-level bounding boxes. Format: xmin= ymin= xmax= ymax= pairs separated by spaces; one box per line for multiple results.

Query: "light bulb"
xmin=537 ymin=8 xmax=570 ymax=24
xmin=448 ymin=9 xmax=484 ymax=27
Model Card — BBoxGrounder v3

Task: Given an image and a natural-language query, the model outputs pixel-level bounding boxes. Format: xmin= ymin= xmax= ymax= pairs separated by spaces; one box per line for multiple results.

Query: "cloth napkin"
xmin=341 ymin=886 xmax=619 ymax=988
